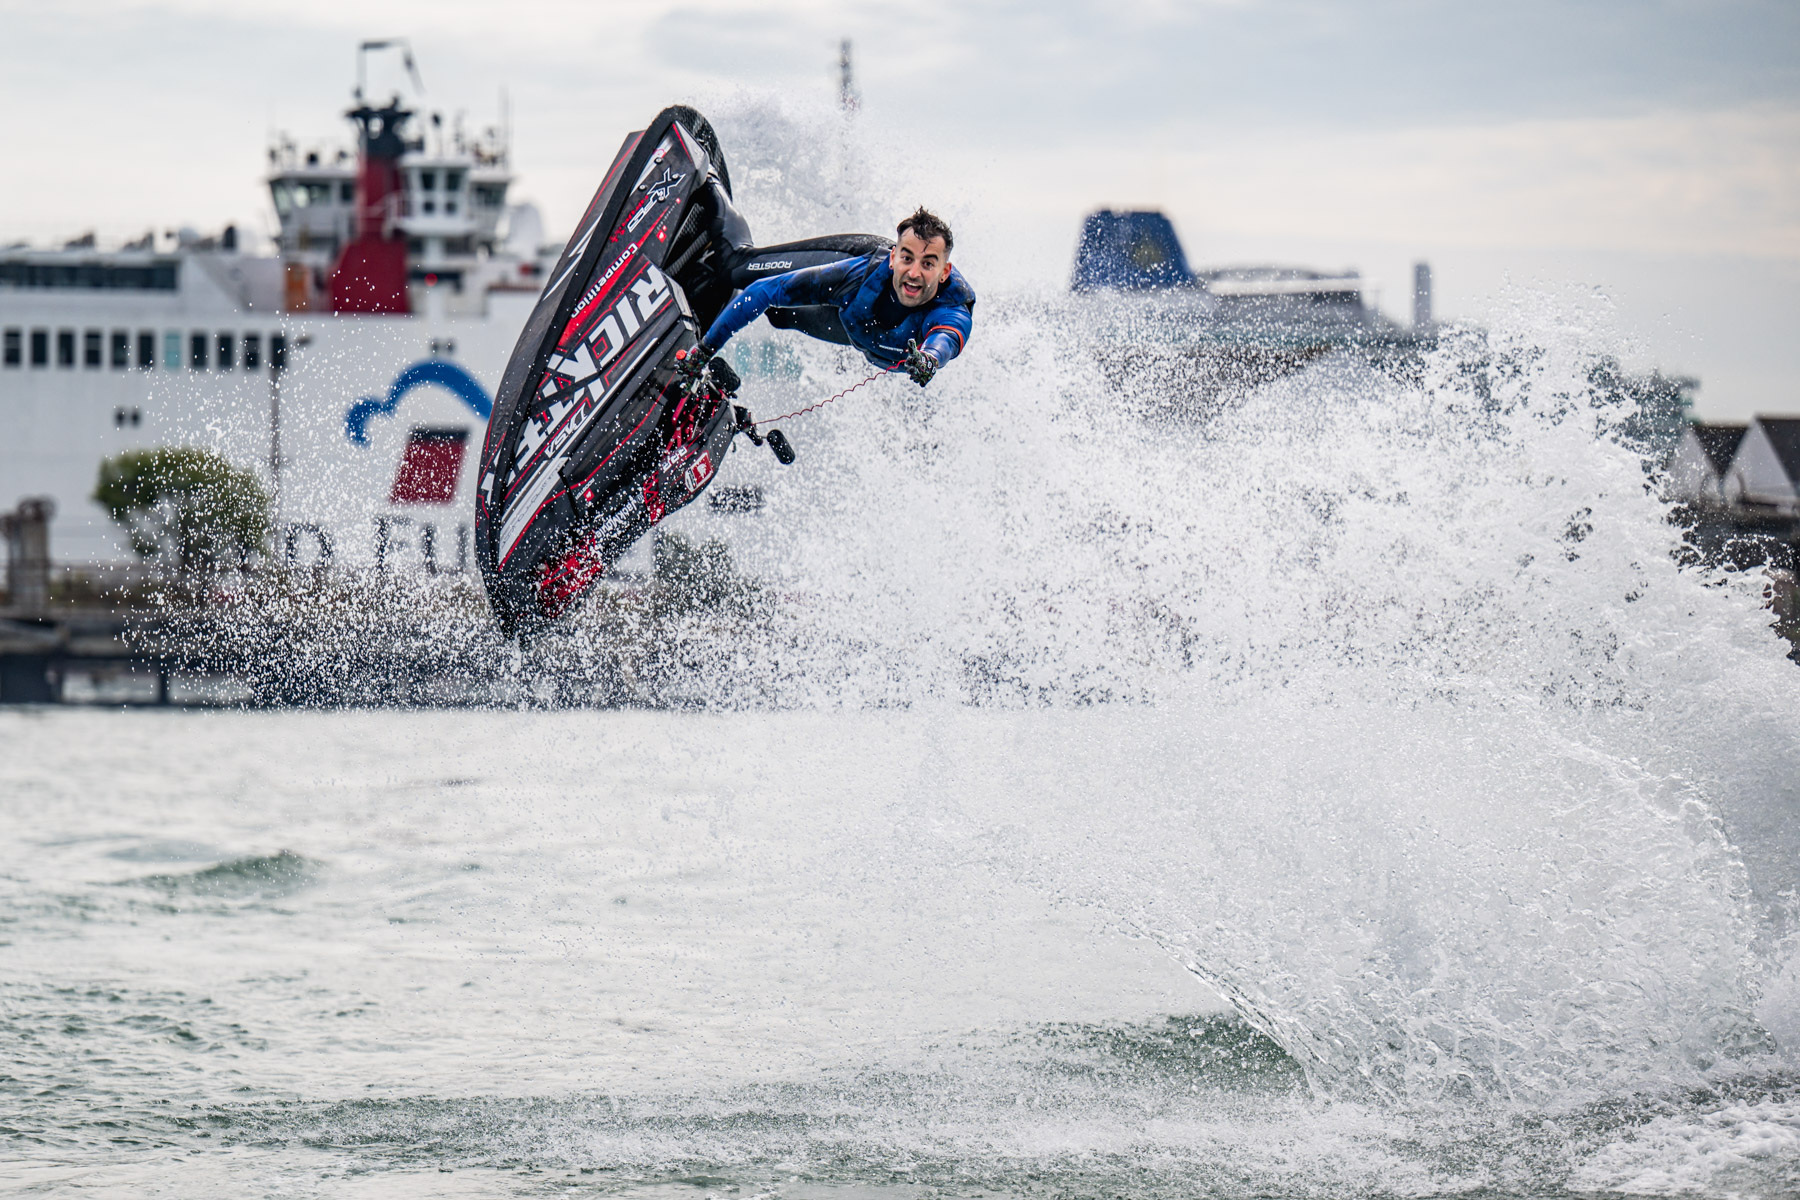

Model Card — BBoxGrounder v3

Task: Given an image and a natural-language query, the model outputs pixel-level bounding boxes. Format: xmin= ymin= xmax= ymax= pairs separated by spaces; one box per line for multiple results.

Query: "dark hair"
xmin=896 ymin=207 xmax=953 ymax=255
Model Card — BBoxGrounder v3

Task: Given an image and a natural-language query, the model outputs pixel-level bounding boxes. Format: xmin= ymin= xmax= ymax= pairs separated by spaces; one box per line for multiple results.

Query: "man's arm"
xmin=913 ymin=302 xmax=973 ymax=372
xmin=700 ymin=258 xmax=862 ymax=352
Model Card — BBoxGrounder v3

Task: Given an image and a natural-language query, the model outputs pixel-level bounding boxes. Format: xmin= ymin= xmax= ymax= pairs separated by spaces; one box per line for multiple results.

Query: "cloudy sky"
xmin=2 ymin=0 xmax=1795 ymax=417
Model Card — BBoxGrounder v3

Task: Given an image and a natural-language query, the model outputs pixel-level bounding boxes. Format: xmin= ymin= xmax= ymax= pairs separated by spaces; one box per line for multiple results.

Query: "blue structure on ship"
xmin=1070 ymin=210 xmax=1195 ymax=292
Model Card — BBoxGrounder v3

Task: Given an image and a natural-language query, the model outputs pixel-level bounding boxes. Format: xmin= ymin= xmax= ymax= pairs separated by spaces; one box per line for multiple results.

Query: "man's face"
xmin=889 ymin=231 xmax=951 ymax=308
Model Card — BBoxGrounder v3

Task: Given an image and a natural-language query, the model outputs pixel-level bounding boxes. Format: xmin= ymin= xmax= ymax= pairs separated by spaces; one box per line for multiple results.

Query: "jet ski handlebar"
xmin=673 ymin=343 xmax=741 ymax=399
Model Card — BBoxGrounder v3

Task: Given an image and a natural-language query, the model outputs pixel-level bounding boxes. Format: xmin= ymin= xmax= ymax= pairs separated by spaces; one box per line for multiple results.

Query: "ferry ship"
xmin=0 ymin=46 xmax=610 ymax=583
xmin=1069 ymin=209 xmax=1434 ymax=413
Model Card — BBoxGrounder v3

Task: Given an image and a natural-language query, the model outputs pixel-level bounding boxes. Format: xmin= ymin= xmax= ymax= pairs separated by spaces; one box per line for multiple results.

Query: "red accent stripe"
xmin=499 ymin=396 xmax=590 ymax=509
xmin=569 ymin=383 xmax=667 ymax=495
xmin=575 ymin=134 xmax=641 ymax=229
xmin=501 ymin=372 xmax=669 ymax=571
xmin=925 ymin=324 xmax=964 ymax=352
xmin=566 ymin=208 xmax=670 ymax=340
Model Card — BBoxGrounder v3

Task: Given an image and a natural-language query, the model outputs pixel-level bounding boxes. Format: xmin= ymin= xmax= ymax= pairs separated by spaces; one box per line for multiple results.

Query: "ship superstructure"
xmin=269 ymin=85 xmax=538 ymax=316
xmin=0 ymin=46 xmax=567 ymax=576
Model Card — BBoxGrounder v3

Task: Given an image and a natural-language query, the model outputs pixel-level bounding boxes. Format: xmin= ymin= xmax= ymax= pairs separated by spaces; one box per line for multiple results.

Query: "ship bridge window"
xmin=0 ymin=260 xmax=178 ymax=290
xmin=3 ymin=329 xmax=18 ymax=368
xmin=84 ymin=329 xmax=101 ymax=368
xmin=136 ymin=331 xmax=155 ymax=369
xmin=216 ymin=332 xmax=234 ymax=370
xmin=189 ymin=332 xmax=208 ymax=370
xmin=110 ymin=330 xmax=129 ymax=369
xmin=31 ymin=329 xmax=48 ymax=367
xmin=472 ymin=183 xmax=506 ymax=209
xmin=273 ymin=180 xmax=336 ymax=214
xmin=162 ymin=331 xmax=180 ymax=371
xmin=419 ymin=170 xmax=437 ymax=191
xmin=340 ymin=182 xmax=354 ymax=203
xmin=57 ymin=330 xmax=75 ymax=368
xmin=243 ymin=333 xmax=261 ymax=371
xmin=445 ymin=169 xmax=465 ymax=192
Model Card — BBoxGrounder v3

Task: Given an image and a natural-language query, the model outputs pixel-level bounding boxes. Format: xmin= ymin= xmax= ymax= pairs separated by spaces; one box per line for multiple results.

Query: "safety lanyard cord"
xmin=748 ymin=370 xmax=886 ymax=429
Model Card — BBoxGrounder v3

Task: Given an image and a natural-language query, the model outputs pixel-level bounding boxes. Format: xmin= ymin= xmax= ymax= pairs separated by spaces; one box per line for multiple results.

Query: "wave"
xmin=131 ymin=849 xmax=317 ymax=899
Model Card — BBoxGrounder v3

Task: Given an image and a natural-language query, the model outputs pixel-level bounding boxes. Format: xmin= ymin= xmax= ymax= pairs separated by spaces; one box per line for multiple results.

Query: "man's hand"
xmin=903 ymin=339 xmax=938 ymax=388
xmin=674 ymin=341 xmax=715 ymax=387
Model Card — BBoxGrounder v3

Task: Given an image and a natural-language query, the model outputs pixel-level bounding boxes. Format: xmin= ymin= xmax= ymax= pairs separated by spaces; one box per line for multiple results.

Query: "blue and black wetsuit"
xmin=702 ymin=252 xmax=976 ymax=376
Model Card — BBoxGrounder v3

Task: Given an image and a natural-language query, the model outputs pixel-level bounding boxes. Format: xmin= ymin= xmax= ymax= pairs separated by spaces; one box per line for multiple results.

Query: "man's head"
xmin=889 ymin=207 xmax=953 ymax=308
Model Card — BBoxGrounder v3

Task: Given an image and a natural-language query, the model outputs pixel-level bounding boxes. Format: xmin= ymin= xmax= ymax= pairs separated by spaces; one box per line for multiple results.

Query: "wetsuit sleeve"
xmin=917 ymin=302 xmax=973 ymax=366
xmin=702 ymin=259 xmax=861 ymax=350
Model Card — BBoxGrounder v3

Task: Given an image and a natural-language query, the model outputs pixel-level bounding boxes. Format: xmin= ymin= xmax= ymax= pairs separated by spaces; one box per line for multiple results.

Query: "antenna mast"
xmin=356 ymin=38 xmax=423 ymax=101
xmin=838 ymin=39 xmax=859 ymax=113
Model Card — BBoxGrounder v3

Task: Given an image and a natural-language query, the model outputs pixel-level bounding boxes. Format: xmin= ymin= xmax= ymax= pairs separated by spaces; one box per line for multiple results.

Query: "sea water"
xmin=5 ymin=99 xmax=1800 ymax=1196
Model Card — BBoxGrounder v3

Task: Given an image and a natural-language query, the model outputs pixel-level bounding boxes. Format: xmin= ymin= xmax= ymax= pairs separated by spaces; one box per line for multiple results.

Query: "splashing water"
xmin=12 ymin=94 xmax=1797 ymax=1196
xmin=571 ymin=97 xmax=1800 ymax=1111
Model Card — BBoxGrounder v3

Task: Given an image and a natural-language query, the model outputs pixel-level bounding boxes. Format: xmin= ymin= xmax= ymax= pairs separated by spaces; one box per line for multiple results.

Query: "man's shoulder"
xmin=939 ymin=265 xmax=976 ymax=308
xmin=821 ymin=251 xmax=886 ymax=296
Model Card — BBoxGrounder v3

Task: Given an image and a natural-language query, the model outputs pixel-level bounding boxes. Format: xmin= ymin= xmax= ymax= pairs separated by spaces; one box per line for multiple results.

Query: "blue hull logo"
xmin=346 ymin=359 xmax=492 ymax=446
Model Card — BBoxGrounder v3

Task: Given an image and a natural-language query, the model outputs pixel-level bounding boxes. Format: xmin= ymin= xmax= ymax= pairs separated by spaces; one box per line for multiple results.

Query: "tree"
xmin=94 ymin=448 xmax=271 ymax=579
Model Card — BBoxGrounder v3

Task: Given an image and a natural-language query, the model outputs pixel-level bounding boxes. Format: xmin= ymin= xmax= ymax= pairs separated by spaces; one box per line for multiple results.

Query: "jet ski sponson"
xmin=474 ymin=107 xmax=887 ymax=637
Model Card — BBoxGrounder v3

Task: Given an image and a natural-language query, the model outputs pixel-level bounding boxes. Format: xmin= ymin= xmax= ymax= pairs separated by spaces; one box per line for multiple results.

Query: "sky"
xmin=1 ymin=0 xmax=1796 ymax=419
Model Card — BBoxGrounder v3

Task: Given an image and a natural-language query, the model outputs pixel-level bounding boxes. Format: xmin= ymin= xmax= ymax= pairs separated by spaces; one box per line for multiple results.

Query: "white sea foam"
xmin=563 ymin=96 xmax=1800 ymax=1109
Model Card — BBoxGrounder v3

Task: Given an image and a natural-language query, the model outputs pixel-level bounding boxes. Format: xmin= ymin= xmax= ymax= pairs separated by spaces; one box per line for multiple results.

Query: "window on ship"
xmin=217 ymin=332 xmax=235 ymax=371
xmin=3 ymin=329 xmax=18 ymax=367
xmin=84 ymin=330 xmax=102 ymax=369
xmin=243 ymin=333 xmax=261 ymax=372
xmin=31 ymin=330 xmax=48 ymax=367
xmin=57 ymin=330 xmax=75 ymax=368
xmin=111 ymin=331 xmax=129 ymax=369
xmin=162 ymin=331 xmax=179 ymax=371
xmin=137 ymin=331 xmax=155 ymax=370
xmin=189 ymin=332 xmax=207 ymax=370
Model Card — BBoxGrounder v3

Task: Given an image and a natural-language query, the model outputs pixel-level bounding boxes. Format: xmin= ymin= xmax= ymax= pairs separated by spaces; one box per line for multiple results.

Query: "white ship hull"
xmin=0 ymin=278 xmax=541 ymax=577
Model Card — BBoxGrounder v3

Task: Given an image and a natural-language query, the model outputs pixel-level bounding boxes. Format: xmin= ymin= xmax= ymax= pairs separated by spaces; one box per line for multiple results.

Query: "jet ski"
xmin=474 ymin=106 xmax=889 ymax=637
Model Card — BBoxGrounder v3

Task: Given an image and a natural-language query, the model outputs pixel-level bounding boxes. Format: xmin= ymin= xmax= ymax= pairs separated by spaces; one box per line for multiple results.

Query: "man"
xmin=681 ymin=207 xmax=975 ymax=388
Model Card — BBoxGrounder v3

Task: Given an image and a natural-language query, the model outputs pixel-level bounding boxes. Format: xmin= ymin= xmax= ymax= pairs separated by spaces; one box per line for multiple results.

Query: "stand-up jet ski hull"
xmin=475 ymin=107 xmax=893 ymax=637
xmin=475 ymin=107 xmax=743 ymax=637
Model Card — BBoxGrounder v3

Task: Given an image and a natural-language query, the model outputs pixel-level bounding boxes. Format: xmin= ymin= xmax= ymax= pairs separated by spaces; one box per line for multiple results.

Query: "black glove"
xmin=903 ymin=339 xmax=938 ymax=388
xmin=675 ymin=341 xmax=715 ymax=385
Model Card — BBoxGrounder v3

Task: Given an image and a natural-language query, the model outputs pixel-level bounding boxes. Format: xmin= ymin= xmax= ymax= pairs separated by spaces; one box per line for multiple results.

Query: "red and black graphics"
xmin=474 ymin=106 xmax=739 ymax=637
